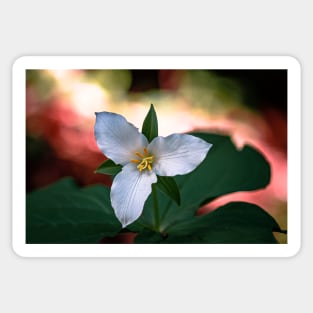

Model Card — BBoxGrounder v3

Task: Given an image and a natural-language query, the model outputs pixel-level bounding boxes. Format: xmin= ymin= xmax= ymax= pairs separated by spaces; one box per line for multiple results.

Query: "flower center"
xmin=130 ymin=147 xmax=154 ymax=172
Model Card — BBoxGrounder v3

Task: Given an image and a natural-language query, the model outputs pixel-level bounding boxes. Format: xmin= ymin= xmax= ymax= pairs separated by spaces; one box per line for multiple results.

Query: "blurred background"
xmin=26 ymin=69 xmax=287 ymax=242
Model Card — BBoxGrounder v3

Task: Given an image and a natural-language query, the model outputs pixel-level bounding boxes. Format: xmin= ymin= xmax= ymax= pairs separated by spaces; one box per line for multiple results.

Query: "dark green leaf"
xmin=177 ymin=133 xmax=271 ymax=209
xmin=155 ymin=176 xmax=180 ymax=206
xmin=141 ymin=104 xmax=158 ymax=142
xmin=95 ymin=159 xmax=122 ymax=175
xmin=135 ymin=202 xmax=282 ymax=244
xmin=164 ymin=202 xmax=281 ymax=243
xmin=26 ymin=178 xmax=121 ymax=243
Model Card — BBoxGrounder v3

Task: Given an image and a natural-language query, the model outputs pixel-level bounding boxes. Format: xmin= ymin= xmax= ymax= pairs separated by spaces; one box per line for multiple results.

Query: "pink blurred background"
xmin=26 ymin=69 xmax=287 ymax=243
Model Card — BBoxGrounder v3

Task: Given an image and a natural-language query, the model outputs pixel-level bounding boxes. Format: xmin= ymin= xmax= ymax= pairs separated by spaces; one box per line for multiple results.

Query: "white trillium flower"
xmin=94 ymin=111 xmax=213 ymax=228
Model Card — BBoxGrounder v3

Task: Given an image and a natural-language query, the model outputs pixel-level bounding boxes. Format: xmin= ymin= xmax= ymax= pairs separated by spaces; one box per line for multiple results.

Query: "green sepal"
xmin=141 ymin=104 xmax=158 ymax=142
xmin=95 ymin=159 xmax=122 ymax=175
xmin=155 ymin=176 xmax=181 ymax=206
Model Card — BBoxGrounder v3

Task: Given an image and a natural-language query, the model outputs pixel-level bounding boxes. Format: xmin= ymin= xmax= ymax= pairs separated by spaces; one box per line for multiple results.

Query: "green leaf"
xmin=165 ymin=202 xmax=282 ymax=243
xmin=135 ymin=202 xmax=282 ymax=244
xmin=26 ymin=178 xmax=121 ymax=243
xmin=141 ymin=104 xmax=158 ymax=142
xmin=155 ymin=176 xmax=180 ymax=206
xmin=177 ymin=133 xmax=271 ymax=209
xmin=95 ymin=159 xmax=122 ymax=175
xmin=130 ymin=133 xmax=271 ymax=232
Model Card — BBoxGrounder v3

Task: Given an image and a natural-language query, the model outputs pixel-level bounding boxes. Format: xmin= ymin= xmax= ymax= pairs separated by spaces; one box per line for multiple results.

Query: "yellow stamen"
xmin=131 ymin=159 xmax=140 ymax=164
xmin=136 ymin=156 xmax=154 ymax=172
xmin=132 ymin=148 xmax=154 ymax=172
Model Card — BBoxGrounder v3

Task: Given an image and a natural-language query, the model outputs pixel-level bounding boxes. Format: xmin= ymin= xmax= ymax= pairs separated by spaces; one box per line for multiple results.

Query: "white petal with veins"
xmin=94 ymin=112 xmax=148 ymax=165
xmin=148 ymin=134 xmax=212 ymax=176
xmin=110 ymin=163 xmax=157 ymax=227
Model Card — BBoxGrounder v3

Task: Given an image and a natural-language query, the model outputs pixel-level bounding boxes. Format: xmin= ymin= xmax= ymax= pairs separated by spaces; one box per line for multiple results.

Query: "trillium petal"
xmin=94 ymin=112 xmax=148 ymax=165
xmin=148 ymin=134 xmax=212 ymax=176
xmin=110 ymin=163 xmax=157 ymax=227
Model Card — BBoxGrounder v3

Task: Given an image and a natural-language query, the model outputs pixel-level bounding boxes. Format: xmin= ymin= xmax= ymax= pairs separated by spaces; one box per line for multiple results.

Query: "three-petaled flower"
xmin=94 ymin=111 xmax=212 ymax=228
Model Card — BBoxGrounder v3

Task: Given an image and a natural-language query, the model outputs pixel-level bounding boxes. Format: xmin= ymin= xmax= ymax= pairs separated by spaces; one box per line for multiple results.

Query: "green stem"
xmin=152 ymin=184 xmax=160 ymax=232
